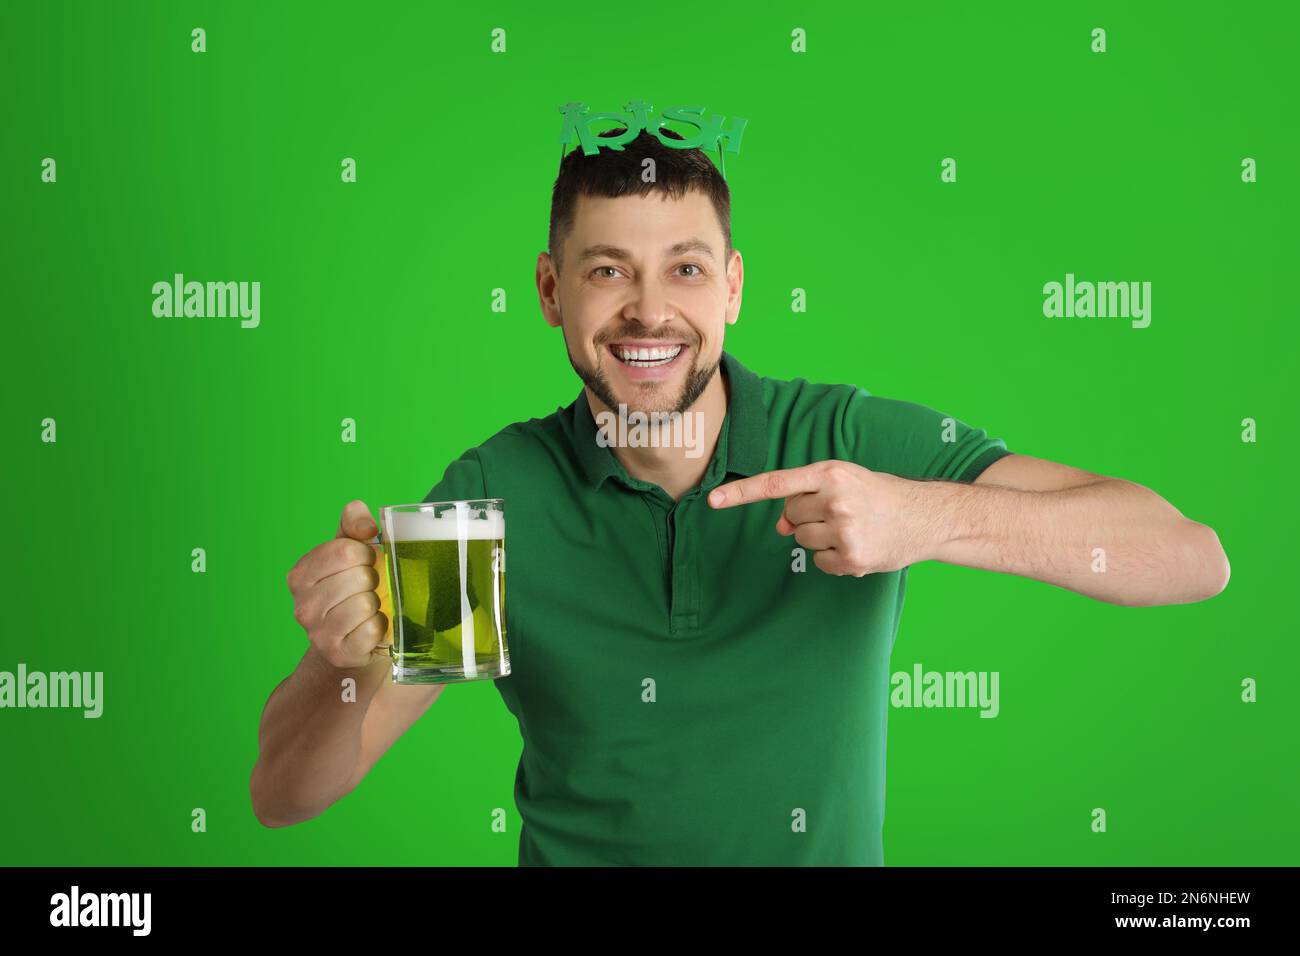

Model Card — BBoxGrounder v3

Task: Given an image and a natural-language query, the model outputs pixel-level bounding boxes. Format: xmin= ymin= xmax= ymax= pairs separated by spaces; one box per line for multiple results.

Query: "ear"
xmin=536 ymin=251 xmax=563 ymax=328
xmin=725 ymin=247 xmax=743 ymax=325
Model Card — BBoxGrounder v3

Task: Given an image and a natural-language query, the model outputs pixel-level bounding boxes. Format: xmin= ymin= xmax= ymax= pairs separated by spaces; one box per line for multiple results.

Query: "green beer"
xmin=378 ymin=501 xmax=507 ymax=683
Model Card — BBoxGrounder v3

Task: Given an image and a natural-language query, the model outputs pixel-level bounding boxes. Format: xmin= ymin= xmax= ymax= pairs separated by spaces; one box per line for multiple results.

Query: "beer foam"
xmin=385 ymin=507 xmax=504 ymax=542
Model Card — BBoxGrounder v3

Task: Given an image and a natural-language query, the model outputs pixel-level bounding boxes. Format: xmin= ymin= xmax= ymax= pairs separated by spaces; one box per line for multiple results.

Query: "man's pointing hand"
xmin=707 ymin=460 xmax=931 ymax=576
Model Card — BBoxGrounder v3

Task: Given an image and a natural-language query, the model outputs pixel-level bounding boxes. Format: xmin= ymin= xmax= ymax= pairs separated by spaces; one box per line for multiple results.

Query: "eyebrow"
xmin=576 ymin=238 xmax=716 ymax=264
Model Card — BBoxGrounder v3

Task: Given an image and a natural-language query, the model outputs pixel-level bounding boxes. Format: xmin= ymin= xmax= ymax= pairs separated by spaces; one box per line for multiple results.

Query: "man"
xmin=252 ymin=128 xmax=1230 ymax=865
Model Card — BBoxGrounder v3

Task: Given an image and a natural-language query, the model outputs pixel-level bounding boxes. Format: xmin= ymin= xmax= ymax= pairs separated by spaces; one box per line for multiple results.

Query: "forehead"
xmin=568 ymin=189 xmax=723 ymax=251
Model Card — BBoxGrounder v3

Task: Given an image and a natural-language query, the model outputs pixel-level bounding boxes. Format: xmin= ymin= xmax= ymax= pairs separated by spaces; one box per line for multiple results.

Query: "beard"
xmin=562 ymin=320 xmax=719 ymax=417
xmin=566 ymin=343 xmax=717 ymax=418
xmin=559 ymin=303 xmax=722 ymax=416
xmin=561 ymin=308 xmax=722 ymax=416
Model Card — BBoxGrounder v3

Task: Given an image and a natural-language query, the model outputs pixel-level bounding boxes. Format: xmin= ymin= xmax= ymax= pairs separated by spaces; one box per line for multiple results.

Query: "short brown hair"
xmin=547 ymin=126 xmax=733 ymax=276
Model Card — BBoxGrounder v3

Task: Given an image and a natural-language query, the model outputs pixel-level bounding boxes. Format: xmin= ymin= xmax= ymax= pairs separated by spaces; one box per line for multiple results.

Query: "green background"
xmin=2 ymin=1 xmax=1294 ymax=865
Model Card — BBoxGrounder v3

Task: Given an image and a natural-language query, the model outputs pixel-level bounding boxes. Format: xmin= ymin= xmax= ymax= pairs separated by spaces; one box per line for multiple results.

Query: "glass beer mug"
xmin=369 ymin=500 xmax=508 ymax=684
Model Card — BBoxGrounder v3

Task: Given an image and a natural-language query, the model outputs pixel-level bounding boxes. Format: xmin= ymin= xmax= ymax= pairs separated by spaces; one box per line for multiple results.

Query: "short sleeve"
xmin=839 ymin=387 xmax=1012 ymax=483
xmin=422 ymin=447 xmax=488 ymax=503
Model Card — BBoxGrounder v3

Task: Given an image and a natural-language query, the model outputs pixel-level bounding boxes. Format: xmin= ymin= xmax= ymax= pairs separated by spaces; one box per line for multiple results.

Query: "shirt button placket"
xmin=668 ymin=496 xmax=698 ymax=635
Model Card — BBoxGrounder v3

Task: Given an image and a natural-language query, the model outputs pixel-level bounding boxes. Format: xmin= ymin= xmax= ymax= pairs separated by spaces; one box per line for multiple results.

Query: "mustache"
xmin=598 ymin=332 xmax=695 ymax=345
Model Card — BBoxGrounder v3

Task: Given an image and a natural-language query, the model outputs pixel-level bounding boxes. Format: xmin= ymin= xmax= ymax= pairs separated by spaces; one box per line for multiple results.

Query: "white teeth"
xmin=612 ymin=344 xmax=683 ymax=365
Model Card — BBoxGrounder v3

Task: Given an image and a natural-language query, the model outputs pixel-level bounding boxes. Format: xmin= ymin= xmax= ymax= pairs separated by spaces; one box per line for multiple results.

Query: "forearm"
xmin=250 ymin=646 xmax=390 ymax=826
xmin=916 ymin=477 xmax=1230 ymax=606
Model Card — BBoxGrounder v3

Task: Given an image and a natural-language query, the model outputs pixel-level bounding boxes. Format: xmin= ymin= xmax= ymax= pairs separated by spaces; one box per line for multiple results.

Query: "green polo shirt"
xmin=421 ymin=350 xmax=1011 ymax=866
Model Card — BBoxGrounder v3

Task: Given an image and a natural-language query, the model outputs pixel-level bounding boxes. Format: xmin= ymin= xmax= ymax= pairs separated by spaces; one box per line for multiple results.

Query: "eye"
xmin=591 ymin=266 xmax=623 ymax=279
xmin=676 ymin=263 xmax=705 ymax=278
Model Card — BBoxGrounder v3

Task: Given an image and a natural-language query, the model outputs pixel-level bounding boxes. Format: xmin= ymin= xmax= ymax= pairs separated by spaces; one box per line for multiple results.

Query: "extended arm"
xmin=707 ymin=454 xmax=1230 ymax=607
xmin=922 ymin=454 xmax=1230 ymax=606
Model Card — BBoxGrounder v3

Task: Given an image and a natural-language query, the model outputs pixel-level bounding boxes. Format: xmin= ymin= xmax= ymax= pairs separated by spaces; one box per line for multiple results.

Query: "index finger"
xmin=289 ymin=535 xmax=378 ymax=591
xmin=707 ymin=463 xmax=825 ymax=509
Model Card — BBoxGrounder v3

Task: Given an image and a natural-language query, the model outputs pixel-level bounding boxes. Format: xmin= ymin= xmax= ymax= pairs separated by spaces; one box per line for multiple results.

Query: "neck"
xmin=586 ymin=364 xmax=731 ymax=502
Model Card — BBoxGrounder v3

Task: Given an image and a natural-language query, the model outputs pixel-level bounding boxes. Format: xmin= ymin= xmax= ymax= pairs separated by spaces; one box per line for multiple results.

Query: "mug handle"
xmin=366 ymin=533 xmax=394 ymax=657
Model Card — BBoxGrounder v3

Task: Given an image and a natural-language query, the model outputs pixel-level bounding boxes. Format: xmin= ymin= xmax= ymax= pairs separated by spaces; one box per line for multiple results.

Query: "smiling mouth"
xmin=608 ymin=342 xmax=686 ymax=367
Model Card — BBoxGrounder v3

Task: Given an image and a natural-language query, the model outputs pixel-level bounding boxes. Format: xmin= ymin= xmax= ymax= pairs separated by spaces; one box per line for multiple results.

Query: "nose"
xmin=622 ymin=274 xmax=677 ymax=327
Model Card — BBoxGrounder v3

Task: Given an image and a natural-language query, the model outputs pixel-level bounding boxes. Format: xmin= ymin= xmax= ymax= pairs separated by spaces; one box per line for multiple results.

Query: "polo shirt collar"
xmin=567 ymin=349 xmax=768 ymax=491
